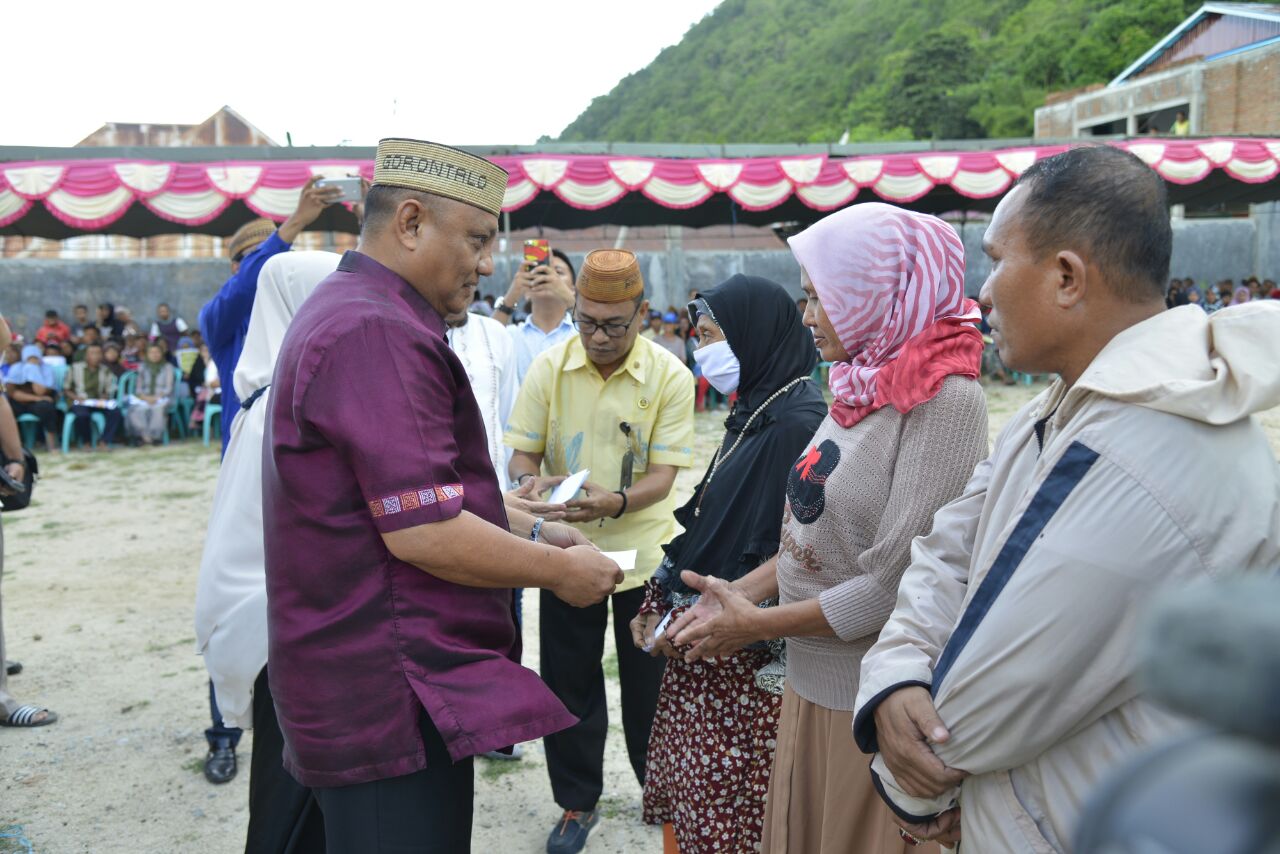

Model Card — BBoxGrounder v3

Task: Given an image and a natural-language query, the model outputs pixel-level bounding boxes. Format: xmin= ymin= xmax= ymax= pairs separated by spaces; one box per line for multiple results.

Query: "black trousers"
xmin=540 ymin=584 xmax=666 ymax=812
xmin=70 ymin=404 xmax=122 ymax=446
xmin=206 ymin=681 xmax=242 ymax=749
xmin=313 ymin=712 xmax=473 ymax=854
xmin=247 ymin=667 xmax=325 ymax=854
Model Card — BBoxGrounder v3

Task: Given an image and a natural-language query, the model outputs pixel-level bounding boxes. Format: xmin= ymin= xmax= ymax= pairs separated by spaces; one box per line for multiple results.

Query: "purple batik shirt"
xmin=263 ymin=250 xmax=576 ymax=789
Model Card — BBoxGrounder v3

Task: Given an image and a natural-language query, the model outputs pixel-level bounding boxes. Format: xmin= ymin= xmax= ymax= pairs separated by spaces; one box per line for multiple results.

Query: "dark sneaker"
xmin=203 ymin=745 xmax=237 ymax=784
xmin=546 ymin=810 xmax=598 ymax=854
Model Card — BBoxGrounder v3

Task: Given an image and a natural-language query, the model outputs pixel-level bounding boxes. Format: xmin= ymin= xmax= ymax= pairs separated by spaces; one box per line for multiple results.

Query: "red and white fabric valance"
xmin=2 ymin=138 xmax=1277 ymax=230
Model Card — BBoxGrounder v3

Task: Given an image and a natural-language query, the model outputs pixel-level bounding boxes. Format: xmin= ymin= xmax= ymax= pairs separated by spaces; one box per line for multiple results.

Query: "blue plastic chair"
xmin=173 ymin=377 xmax=195 ymax=437
xmin=61 ymin=410 xmax=106 ymax=453
xmin=202 ymin=404 xmax=223 ymax=447
xmin=16 ymin=414 xmax=42 ymax=449
xmin=48 ymin=363 xmax=68 ymax=394
xmin=116 ymin=371 xmax=137 ymax=402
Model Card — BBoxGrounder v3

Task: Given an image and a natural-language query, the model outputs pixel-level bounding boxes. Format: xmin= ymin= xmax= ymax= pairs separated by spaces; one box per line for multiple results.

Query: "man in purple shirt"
xmin=263 ymin=138 xmax=624 ymax=853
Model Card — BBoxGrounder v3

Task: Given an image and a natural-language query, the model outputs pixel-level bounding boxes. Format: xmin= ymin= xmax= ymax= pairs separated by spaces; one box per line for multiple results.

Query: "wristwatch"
xmin=494 ymin=297 xmax=515 ymax=316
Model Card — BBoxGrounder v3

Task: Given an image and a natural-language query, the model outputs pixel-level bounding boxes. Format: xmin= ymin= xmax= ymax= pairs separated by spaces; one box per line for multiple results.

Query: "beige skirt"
xmin=761 ymin=686 xmax=941 ymax=854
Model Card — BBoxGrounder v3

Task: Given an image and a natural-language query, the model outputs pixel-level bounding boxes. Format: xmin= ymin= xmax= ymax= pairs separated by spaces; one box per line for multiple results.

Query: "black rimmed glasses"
xmin=574 ymin=304 xmax=643 ymax=338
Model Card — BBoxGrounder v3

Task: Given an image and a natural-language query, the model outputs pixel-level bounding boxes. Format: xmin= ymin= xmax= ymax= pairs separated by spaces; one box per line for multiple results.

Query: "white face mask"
xmin=693 ymin=339 xmax=741 ymax=394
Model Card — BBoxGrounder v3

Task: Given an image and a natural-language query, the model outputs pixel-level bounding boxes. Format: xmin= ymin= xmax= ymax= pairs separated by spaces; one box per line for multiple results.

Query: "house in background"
xmin=76 ymin=106 xmax=278 ymax=148
xmin=1035 ymin=3 xmax=1280 ymax=138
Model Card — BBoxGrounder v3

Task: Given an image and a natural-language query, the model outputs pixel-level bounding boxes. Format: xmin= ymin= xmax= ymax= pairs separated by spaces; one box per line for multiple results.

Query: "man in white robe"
xmin=195 ymin=250 xmax=340 ymax=853
xmin=444 ymin=310 xmax=518 ymax=491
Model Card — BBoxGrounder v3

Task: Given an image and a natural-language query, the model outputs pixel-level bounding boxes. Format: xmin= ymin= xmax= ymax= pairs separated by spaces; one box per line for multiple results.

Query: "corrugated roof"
xmin=1111 ymin=2 xmax=1280 ymax=85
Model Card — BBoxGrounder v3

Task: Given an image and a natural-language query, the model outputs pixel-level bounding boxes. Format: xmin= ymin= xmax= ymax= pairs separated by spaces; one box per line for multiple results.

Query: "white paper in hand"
xmin=549 ymin=469 xmax=590 ymax=505
xmin=653 ymin=610 xmax=676 ymax=641
xmin=600 ymin=550 xmax=637 ymax=571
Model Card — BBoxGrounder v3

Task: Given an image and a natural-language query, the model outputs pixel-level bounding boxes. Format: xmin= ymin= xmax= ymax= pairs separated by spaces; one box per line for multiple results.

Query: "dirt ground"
xmin=1 ymin=381 xmax=1277 ymax=853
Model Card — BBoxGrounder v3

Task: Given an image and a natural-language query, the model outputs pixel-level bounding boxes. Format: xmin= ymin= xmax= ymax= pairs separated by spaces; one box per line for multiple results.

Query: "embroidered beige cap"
xmin=373 ymin=138 xmax=508 ymax=218
xmin=577 ymin=249 xmax=645 ymax=303
xmin=227 ymin=218 xmax=276 ymax=259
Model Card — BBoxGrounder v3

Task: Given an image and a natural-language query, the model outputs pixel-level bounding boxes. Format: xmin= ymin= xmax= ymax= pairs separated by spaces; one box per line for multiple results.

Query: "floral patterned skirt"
xmin=642 ymin=646 xmax=782 ymax=854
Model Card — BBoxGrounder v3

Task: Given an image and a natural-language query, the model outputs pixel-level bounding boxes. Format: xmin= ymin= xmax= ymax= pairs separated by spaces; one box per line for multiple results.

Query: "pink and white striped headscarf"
xmin=789 ymin=203 xmax=978 ymax=419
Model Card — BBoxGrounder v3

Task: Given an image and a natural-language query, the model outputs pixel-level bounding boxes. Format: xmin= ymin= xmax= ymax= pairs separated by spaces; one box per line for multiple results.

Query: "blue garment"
xmin=198 ymin=231 xmax=290 ymax=455
xmin=8 ymin=346 xmax=54 ymax=388
xmin=506 ymin=314 xmax=577 ymax=383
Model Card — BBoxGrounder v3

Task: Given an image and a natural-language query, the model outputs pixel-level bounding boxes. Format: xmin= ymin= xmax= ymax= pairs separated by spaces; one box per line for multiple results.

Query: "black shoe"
xmin=204 ymin=745 xmax=237 ymax=784
xmin=546 ymin=810 xmax=598 ymax=854
xmin=481 ymin=744 xmax=523 ymax=761
xmin=4 ymin=660 xmax=21 ymax=676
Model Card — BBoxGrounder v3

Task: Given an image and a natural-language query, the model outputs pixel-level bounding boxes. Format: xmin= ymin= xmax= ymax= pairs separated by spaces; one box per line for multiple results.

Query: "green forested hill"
xmin=558 ymin=0 xmax=1203 ymax=143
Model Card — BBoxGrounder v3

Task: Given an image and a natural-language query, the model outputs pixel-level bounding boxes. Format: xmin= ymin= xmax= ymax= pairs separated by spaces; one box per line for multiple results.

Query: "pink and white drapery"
xmin=2 ymin=138 xmax=1278 ymax=231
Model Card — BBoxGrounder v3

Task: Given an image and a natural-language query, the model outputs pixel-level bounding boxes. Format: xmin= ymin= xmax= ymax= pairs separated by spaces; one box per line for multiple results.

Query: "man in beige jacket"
xmin=852 ymin=146 xmax=1280 ymax=853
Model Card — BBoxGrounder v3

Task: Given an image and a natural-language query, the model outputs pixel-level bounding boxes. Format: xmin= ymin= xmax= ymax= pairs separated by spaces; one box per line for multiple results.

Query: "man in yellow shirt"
xmin=506 ymin=249 xmax=694 ymax=854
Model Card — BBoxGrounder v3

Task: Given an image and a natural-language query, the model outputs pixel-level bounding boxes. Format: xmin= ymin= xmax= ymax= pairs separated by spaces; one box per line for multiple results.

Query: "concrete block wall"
xmin=0 ymin=258 xmax=231 ymax=342
xmin=0 ymin=217 xmax=1273 ymax=340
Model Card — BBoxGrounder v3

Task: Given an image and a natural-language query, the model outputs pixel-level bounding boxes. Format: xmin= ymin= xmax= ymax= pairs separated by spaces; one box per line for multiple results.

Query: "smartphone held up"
xmin=316 ymin=176 xmax=365 ymax=204
xmin=523 ymin=238 xmax=550 ymax=270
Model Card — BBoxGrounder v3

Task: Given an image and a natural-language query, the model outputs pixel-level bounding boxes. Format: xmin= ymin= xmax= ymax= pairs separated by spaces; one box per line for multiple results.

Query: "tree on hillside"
xmin=557 ymin=0 xmax=1202 ymax=143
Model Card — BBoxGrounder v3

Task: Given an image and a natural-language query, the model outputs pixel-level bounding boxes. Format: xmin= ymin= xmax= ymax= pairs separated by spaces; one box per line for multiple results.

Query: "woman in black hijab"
xmin=631 ymin=274 xmax=826 ymax=854
xmin=96 ymin=303 xmax=125 ymax=343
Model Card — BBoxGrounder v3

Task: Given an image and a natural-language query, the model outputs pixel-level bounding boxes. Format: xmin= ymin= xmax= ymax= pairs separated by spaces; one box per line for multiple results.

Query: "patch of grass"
xmin=157 ymin=490 xmax=200 ymax=501
xmin=120 ymin=700 xmax=151 ymax=714
xmin=478 ymin=758 xmax=526 ymax=781
xmin=597 ymin=795 xmax=627 ymax=820
xmin=160 ymin=672 xmax=178 ymax=678
xmin=40 ymin=521 xmax=62 ymax=531
xmin=182 ymin=757 xmax=206 ymax=775
xmin=146 ymin=637 xmax=195 ymax=653
xmin=602 ymin=651 xmax=619 ymax=681
xmin=66 ymin=461 xmax=90 ymax=471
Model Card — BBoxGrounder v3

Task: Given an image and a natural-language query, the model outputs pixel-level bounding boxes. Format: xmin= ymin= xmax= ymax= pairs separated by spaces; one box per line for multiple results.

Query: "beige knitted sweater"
xmin=778 ymin=375 xmax=988 ymax=710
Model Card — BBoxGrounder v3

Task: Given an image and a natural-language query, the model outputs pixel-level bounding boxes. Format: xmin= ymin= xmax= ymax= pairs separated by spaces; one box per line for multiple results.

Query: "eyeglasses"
xmin=574 ymin=304 xmax=642 ymax=339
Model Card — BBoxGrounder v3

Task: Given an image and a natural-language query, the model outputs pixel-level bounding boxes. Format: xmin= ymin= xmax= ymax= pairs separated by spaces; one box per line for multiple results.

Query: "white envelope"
xmin=549 ymin=469 xmax=590 ymax=505
xmin=601 ymin=550 xmax=637 ymax=572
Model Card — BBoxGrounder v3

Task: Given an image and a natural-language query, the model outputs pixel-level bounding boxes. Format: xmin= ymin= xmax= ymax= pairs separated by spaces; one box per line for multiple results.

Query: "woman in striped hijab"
xmin=670 ymin=203 xmax=989 ymax=853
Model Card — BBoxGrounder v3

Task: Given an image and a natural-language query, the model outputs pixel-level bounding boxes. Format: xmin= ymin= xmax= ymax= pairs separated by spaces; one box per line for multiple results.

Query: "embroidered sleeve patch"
xmin=368 ymin=484 xmax=465 ymax=519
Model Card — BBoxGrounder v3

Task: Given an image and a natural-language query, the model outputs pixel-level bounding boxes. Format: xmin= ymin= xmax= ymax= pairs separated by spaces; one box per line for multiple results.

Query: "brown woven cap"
xmin=227 ymin=218 xmax=276 ymax=259
xmin=577 ymin=249 xmax=645 ymax=303
xmin=373 ymin=138 xmax=508 ymax=218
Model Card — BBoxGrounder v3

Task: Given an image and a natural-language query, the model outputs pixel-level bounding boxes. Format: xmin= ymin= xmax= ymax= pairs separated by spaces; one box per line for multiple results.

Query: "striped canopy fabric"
xmin=2 ymin=137 xmax=1277 ymax=235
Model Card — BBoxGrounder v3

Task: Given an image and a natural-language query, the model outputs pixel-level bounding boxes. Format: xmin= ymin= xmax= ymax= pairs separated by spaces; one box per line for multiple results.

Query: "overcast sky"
xmin=3 ymin=0 xmax=720 ymax=147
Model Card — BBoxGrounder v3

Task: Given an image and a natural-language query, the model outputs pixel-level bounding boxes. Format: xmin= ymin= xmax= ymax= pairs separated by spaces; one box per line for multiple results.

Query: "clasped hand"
xmin=505 ymin=476 xmax=568 ymax=520
xmin=563 ymin=481 xmax=622 ymax=523
xmin=874 ymin=686 xmax=967 ymax=799
xmin=660 ymin=570 xmax=760 ymax=662
xmin=628 ymin=610 xmax=682 ymax=660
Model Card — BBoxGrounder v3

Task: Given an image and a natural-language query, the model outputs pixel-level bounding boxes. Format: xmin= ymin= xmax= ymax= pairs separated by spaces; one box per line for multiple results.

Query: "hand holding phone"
xmin=315 ymin=176 xmax=365 ymax=204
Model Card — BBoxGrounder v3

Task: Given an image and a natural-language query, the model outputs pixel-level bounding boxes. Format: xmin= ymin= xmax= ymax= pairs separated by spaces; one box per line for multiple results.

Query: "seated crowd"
xmin=0 ymin=303 xmax=221 ymax=451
